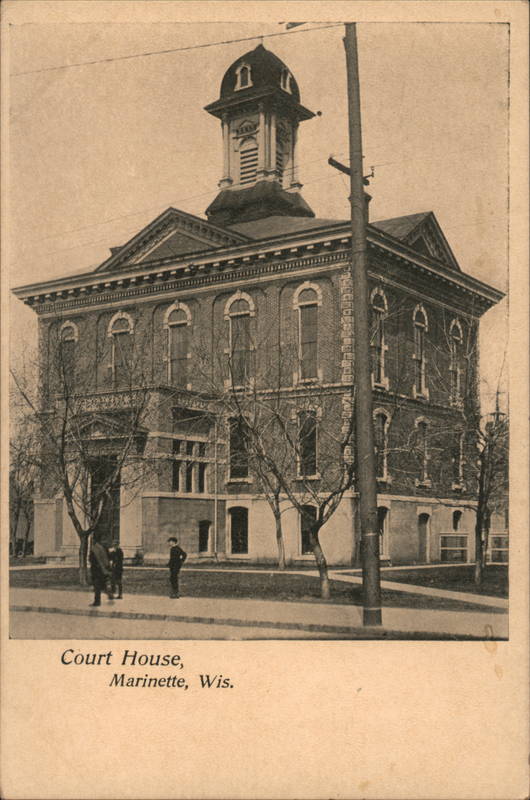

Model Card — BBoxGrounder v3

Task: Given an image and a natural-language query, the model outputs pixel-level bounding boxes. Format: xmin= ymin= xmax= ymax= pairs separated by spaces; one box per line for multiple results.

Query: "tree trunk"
xmin=274 ymin=513 xmax=286 ymax=570
xmin=474 ymin=509 xmax=484 ymax=588
xmin=79 ymin=535 xmax=89 ymax=586
xmin=23 ymin=511 xmax=32 ymax=556
xmin=311 ymin=528 xmax=330 ymax=599
xmin=11 ymin=502 xmax=21 ymax=557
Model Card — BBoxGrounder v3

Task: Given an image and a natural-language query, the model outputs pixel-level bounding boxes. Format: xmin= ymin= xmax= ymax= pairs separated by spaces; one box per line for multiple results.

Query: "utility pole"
xmin=341 ymin=22 xmax=382 ymax=626
xmin=285 ymin=20 xmax=382 ymax=625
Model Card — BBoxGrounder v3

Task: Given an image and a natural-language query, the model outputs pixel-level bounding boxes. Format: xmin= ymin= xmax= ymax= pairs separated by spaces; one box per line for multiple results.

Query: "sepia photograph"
xmin=2 ymin=3 xmax=528 ymax=800
xmin=8 ymin=16 xmax=509 ymax=643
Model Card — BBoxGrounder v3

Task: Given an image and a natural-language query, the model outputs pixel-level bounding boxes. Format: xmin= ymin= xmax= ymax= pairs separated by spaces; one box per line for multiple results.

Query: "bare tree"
xmin=10 ymin=417 xmax=38 ymax=556
xmin=11 ymin=315 xmax=152 ymax=584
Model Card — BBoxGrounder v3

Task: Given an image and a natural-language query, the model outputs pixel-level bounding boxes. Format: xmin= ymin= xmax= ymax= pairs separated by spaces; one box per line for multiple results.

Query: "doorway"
xmin=418 ymin=513 xmax=430 ymax=563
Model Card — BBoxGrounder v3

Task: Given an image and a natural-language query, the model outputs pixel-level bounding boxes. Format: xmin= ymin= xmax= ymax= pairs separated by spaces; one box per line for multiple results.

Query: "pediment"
xmin=94 ymin=207 xmax=250 ymax=273
xmin=75 ymin=413 xmax=142 ymax=440
xmin=371 ymin=211 xmax=461 ymax=271
xmin=403 ymin=213 xmax=460 ymax=271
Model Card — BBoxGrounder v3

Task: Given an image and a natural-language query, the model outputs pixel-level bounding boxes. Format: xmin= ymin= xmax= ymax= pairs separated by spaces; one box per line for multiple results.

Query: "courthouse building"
xmin=13 ymin=44 xmax=504 ymax=566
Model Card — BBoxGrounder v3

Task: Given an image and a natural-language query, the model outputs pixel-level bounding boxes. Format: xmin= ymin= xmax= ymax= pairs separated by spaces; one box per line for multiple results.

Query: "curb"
xmin=10 ymin=604 xmax=503 ymax=640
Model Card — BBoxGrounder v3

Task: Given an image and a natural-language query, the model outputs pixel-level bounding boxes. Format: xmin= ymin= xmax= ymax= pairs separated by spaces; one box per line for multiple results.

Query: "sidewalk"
xmin=10 ymin=587 xmax=508 ymax=639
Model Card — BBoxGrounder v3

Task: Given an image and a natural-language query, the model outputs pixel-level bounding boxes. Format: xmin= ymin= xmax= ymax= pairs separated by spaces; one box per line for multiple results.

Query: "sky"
xmin=7 ymin=18 xmax=509 ymax=409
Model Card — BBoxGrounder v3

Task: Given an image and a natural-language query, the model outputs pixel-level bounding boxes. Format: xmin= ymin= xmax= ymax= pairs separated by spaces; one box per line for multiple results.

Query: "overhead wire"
xmin=11 ymin=23 xmax=343 ymax=77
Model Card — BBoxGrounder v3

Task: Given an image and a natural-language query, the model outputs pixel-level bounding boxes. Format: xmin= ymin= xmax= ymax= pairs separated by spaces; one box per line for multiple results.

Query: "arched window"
xmin=165 ymin=303 xmax=191 ymax=387
xmin=298 ymin=410 xmax=318 ymax=477
xmin=59 ymin=321 xmax=78 ymax=393
xmin=225 ymin=293 xmax=255 ymax=386
xmin=108 ymin=312 xmax=134 ymax=388
xmin=452 ymin=510 xmax=463 ymax=532
xmin=413 ymin=305 xmax=428 ymax=398
xmin=415 ymin=418 xmax=430 ymax=486
xmin=239 ymin=137 xmax=258 ymax=185
xmin=449 ymin=319 xmax=464 ymax=402
xmin=371 ymin=289 xmax=388 ymax=388
xmin=294 ymin=283 xmax=321 ymax=381
xmin=235 ymin=63 xmax=252 ymax=91
xmin=300 ymin=505 xmax=317 ymax=555
xmin=280 ymin=68 xmax=292 ymax=93
xmin=374 ymin=410 xmax=390 ymax=480
xmin=229 ymin=507 xmax=248 ymax=554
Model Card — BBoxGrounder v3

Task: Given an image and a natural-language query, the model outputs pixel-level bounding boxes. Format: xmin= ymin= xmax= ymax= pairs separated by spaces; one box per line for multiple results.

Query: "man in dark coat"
xmin=89 ymin=537 xmax=114 ymax=606
xmin=167 ymin=537 xmax=187 ymax=598
xmin=108 ymin=543 xmax=124 ymax=599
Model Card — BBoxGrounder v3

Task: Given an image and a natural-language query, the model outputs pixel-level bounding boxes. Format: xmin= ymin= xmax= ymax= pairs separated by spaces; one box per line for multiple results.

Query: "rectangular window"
xmin=300 ymin=304 xmax=318 ymax=380
xmin=299 ymin=411 xmax=317 ymax=477
xmin=185 ymin=461 xmax=194 ymax=493
xmin=229 ymin=419 xmax=249 ymax=479
xmin=198 ymin=463 xmax=206 ymax=493
xmin=172 ymin=462 xmax=180 ymax=492
xmin=170 ymin=325 xmax=189 ymax=386
xmin=440 ymin=534 xmax=468 ymax=562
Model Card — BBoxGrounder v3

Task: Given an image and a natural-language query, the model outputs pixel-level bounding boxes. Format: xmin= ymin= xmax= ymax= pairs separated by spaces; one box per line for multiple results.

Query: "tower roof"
xmin=220 ymin=44 xmax=301 ymax=103
xmin=205 ymin=44 xmax=314 ymax=121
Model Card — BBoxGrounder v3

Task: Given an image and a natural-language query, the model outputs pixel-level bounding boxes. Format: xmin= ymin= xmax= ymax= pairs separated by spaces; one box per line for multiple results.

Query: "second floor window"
xmin=296 ymin=285 xmax=320 ymax=381
xmin=166 ymin=305 xmax=190 ymax=387
xmin=374 ymin=411 xmax=390 ymax=480
xmin=416 ymin=419 xmax=430 ymax=485
xmin=413 ymin=306 xmax=428 ymax=397
xmin=109 ymin=313 xmax=133 ymax=388
xmin=371 ymin=290 xmax=388 ymax=387
xmin=226 ymin=294 xmax=254 ymax=387
xmin=59 ymin=322 xmax=78 ymax=393
xmin=298 ymin=410 xmax=317 ymax=477
xmin=452 ymin=432 xmax=464 ymax=487
xmin=449 ymin=319 xmax=464 ymax=403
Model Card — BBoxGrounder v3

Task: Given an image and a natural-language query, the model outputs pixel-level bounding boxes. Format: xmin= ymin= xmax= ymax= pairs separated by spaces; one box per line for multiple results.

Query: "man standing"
xmin=167 ymin=536 xmax=187 ymax=599
xmin=108 ymin=543 xmax=124 ymax=599
xmin=89 ymin=536 xmax=114 ymax=606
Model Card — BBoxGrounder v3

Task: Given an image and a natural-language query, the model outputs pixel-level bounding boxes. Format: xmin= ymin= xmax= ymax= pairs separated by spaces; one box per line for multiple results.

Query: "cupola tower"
xmin=204 ymin=44 xmax=315 ymax=225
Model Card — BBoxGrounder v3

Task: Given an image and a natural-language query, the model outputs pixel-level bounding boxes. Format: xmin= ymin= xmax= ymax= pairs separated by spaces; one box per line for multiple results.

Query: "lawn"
xmin=380 ymin=565 xmax=508 ymax=598
xmin=10 ymin=566 xmax=505 ymax=613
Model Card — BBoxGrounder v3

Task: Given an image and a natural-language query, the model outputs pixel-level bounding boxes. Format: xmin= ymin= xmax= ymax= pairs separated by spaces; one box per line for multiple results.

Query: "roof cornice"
xmin=12 ymin=220 xmax=504 ymax=312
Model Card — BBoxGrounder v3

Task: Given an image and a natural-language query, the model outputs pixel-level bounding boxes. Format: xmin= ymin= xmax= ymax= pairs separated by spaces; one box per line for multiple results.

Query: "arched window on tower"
xmin=239 ymin=137 xmax=258 ymax=185
xmin=235 ymin=63 xmax=252 ymax=91
xmin=370 ymin=289 xmax=388 ymax=388
xmin=165 ymin=304 xmax=191 ymax=388
xmin=413 ymin=305 xmax=428 ymax=398
xmin=449 ymin=319 xmax=464 ymax=403
xmin=280 ymin=68 xmax=293 ymax=93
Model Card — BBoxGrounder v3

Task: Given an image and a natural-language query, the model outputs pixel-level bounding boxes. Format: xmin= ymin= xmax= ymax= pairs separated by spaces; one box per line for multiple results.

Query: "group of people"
xmin=88 ymin=535 xmax=187 ymax=606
